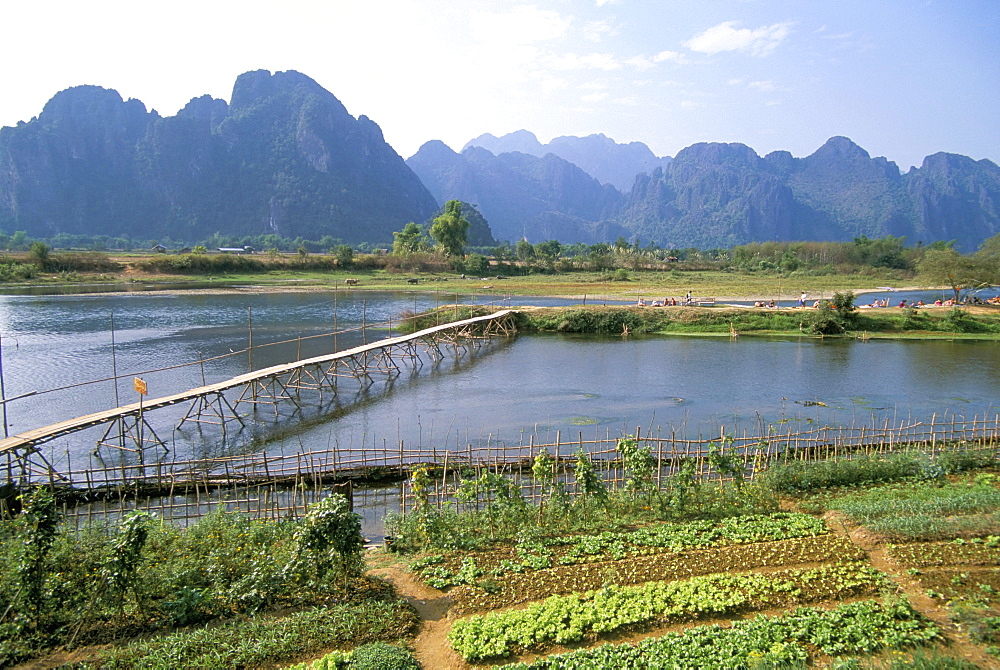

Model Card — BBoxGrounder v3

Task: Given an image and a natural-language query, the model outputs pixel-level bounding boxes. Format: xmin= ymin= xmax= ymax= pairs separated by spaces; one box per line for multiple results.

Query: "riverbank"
xmin=0 ymin=251 xmax=933 ymax=303
xmin=404 ymin=303 xmax=1000 ymax=340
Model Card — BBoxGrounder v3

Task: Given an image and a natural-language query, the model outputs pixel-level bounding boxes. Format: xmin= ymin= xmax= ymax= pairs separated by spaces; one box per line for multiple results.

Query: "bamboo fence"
xmin=7 ymin=412 xmax=996 ymax=529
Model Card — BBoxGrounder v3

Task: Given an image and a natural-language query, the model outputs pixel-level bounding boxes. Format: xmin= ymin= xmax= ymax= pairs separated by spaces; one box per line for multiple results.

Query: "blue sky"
xmin=2 ymin=0 xmax=997 ymax=170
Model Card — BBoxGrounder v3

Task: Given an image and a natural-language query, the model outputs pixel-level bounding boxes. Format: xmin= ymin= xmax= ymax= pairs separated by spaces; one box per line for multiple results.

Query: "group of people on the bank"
xmin=633 ymin=291 xmax=999 ymax=309
xmin=637 ymin=291 xmax=695 ymax=307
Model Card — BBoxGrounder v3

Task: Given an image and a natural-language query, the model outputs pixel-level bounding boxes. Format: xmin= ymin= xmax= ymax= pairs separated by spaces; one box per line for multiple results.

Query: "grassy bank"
xmin=403 ymin=302 xmax=1000 ymax=339
xmin=528 ymin=303 xmax=1000 ymax=338
xmin=0 ymin=249 xmax=928 ymax=302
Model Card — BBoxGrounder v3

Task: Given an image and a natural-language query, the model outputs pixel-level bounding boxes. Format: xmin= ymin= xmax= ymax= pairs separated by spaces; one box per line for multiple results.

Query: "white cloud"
xmin=626 ymin=49 xmax=689 ymax=71
xmin=548 ymin=52 xmax=621 ymax=71
xmin=626 ymin=56 xmax=657 ymax=71
xmin=684 ymin=21 xmax=792 ymax=57
xmin=540 ymin=77 xmax=570 ymax=93
xmin=582 ymin=91 xmax=609 ymax=102
xmin=469 ymin=5 xmax=570 ymax=46
xmin=727 ymin=78 xmax=744 ymax=86
xmin=748 ymin=80 xmax=777 ymax=92
xmin=653 ymin=50 xmax=689 ymax=64
xmin=680 ymin=100 xmax=699 ymax=109
xmin=595 ymin=0 xmax=620 ymax=6
xmin=583 ymin=20 xmax=617 ymax=42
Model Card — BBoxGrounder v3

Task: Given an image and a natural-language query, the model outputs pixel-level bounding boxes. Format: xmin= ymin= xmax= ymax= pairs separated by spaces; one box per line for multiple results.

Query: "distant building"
xmin=151 ymin=244 xmax=167 ymax=253
xmin=218 ymin=246 xmax=254 ymax=254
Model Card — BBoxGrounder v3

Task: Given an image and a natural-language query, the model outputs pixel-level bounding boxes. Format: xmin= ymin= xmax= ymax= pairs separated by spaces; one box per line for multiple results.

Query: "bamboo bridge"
xmin=1 ymin=309 xmax=518 ymax=485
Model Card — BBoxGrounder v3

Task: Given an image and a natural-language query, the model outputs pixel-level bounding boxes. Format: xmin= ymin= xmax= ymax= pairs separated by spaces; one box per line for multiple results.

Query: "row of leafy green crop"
xmin=800 ymin=476 xmax=1000 ymax=540
xmin=283 ymin=642 xmax=420 ymax=670
xmin=412 ymin=512 xmax=826 ymax=589
xmin=86 ymin=602 xmax=418 ymax=669
xmin=0 ymin=490 xmax=368 ymax=667
xmin=887 ymin=536 xmax=1000 ymax=568
xmin=761 ymin=449 xmax=997 ymax=493
xmin=497 ymin=599 xmax=939 ymax=669
xmin=447 ymin=563 xmax=890 ymax=661
xmin=387 ymin=438 xmax=782 ymax=553
xmin=450 ymin=534 xmax=865 ymax=615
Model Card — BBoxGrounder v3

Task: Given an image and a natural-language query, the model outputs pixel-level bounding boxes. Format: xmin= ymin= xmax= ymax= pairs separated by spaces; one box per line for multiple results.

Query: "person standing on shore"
xmin=799 ymin=292 xmax=807 ymax=308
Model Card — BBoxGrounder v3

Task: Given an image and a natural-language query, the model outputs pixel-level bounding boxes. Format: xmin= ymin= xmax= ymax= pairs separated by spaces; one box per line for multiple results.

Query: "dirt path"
xmin=824 ymin=511 xmax=997 ymax=668
xmin=369 ymin=564 xmax=468 ymax=670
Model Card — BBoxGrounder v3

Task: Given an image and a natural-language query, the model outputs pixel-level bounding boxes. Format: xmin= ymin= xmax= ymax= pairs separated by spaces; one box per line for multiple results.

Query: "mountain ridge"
xmin=0 ymin=70 xmax=438 ymax=244
xmin=1 ymin=71 xmax=998 ymax=251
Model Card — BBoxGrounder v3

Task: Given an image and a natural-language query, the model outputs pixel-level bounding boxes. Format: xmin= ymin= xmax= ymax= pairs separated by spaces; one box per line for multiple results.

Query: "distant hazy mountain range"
xmin=2 ymin=70 xmax=999 ymax=251
xmin=463 ymin=130 xmax=672 ymax=192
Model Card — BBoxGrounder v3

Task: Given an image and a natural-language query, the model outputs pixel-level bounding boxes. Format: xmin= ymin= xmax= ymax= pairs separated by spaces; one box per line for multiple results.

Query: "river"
xmin=0 ymin=288 xmax=996 ymax=465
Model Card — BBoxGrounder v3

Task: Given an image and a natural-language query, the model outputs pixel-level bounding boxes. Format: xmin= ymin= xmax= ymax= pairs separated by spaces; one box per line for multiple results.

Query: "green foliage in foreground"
xmin=0 ymin=494 xmax=365 ymax=665
xmin=448 ymin=563 xmax=889 ymax=661
xmin=498 ymin=599 xmax=938 ymax=669
xmin=348 ymin=642 xmax=421 ymax=670
xmin=388 ymin=437 xmax=776 ymax=553
xmin=91 ymin=601 xmax=419 ymax=669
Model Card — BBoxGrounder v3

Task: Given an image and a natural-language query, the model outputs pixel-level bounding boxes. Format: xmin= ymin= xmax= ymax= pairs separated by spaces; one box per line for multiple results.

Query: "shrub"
xmin=349 ymin=642 xmax=420 ymax=670
xmin=760 ymin=453 xmax=923 ymax=492
xmin=284 ymin=494 xmax=365 ymax=587
xmin=464 ymin=253 xmax=489 ymax=276
xmin=936 ymin=448 xmax=997 ymax=474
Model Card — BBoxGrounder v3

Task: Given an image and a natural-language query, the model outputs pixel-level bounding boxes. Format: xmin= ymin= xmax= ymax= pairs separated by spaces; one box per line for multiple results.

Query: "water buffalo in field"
xmin=344 ymin=278 xmax=359 ymax=286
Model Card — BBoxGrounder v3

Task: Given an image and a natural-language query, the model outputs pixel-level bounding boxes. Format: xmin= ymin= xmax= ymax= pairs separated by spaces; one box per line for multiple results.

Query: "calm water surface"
xmin=0 ymin=290 xmax=996 ymax=468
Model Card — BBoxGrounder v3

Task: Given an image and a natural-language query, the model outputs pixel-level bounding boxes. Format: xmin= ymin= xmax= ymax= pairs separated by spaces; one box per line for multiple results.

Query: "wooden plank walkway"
xmin=0 ymin=310 xmax=516 ymax=455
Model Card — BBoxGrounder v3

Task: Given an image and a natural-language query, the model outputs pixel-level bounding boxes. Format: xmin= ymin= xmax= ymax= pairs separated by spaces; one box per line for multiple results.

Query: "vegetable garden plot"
xmin=887 ymin=537 xmax=1000 ymax=567
xmin=495 ymin=600 xmax=939 ymax=669
xmin=447 ymin=564 xmax=891 ymax=662
xmin=448 ymin=534 xmax=865 ymax=614
xmin=410 ymin=512 xmax=831 ymax=591
xmin=915 ymin=568 xmax=1000 ymax=605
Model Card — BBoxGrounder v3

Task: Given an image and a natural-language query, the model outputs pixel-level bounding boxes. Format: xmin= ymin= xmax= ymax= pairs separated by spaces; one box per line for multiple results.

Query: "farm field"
xmin=367 ymin=463 xmax=1000 ymax=669
xmin=6 ymin=452 xmax=1000 ymax=668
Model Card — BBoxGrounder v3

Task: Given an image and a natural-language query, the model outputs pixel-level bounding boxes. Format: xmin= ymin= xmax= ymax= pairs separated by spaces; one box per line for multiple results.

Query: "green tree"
xmin=9 ymin=230 xmax=29 ymax=251
xmin=464 ymin=253 xmax=489 ymax=276
xmin=515 ymin=240 xmax=535 ymax=261
xmin=429 ymin=200 xmax=470 ymax=257
xmin=917 ymin=248 xmax=991 ymax=302
xmin=975 ymin=232 xmax=1000 ymax=269
xmin=534 ymin=240 xmax=562 ymax=260
xmin=332 ymin=244 xmax=354 ymax=268
xmin=28 ymin=241 xmax=51 ymax=269
xmin=392 ymin=222 xmax=426 ymax=255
